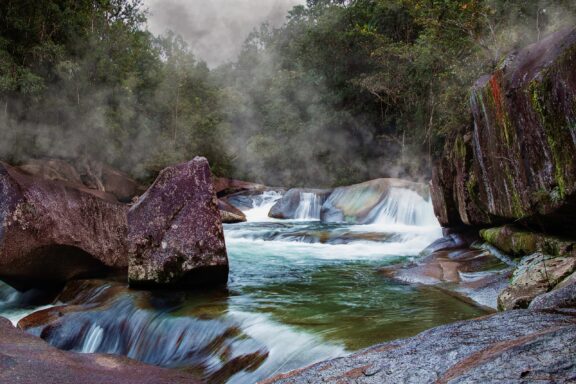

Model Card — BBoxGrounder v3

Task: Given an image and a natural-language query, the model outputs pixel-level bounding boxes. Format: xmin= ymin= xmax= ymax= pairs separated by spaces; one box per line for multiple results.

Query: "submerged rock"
xmin=261 ymin=310 xmax=576 ymax=384
xmin=431 ymin=28 xmax=576 ymax=234
xmin=320 ymin=178 xmax=431 ymax=224
xmin=18 ymin=280 xmax=269 ymax=383
xmin=269 ymin=188 xmax=332 ymax=220
xmin=0 ymin=163 xmax=128 ymax=290
xmin=0 ymin=316 xmax=201 ymax=384
xmin=128 ymin=157 xmax=228 ymax=288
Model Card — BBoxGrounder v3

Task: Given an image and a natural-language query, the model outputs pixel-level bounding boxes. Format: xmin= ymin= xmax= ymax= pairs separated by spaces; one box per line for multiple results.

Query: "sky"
xmin=143 ymin=0 xmax=303 ymax=67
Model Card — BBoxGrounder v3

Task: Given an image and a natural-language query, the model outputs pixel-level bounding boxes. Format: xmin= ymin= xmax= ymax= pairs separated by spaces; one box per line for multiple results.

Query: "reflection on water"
xmin=2 ymin=193 xmax=488 ymax=383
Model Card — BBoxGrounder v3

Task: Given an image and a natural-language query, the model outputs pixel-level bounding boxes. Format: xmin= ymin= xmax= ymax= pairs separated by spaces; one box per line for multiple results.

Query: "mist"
xmin=144 ymin=0 xmax=303 ymax=67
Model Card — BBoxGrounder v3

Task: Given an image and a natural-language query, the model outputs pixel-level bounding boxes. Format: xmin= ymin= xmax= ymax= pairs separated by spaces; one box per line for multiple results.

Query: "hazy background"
xmin=144 ymin=0 xmax=303 ymax=66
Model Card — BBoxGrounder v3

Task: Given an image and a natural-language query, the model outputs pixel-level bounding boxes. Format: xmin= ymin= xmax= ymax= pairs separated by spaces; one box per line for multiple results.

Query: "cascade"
xmin=294 ymin=192 xmax=322 ymax=220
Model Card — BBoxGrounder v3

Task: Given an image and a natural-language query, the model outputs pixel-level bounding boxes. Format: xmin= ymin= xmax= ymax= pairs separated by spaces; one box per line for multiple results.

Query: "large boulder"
xmin=128 ymin=157 xmax=228 ymax=288
xmin=431 ymin=28 xmax=576 ymax=234
xmin=18 ymin=158 xmax=142 ymax=203
xmin=269 ymin=188 xmax=332 ymax=220
xmin=0 ymin=163 xmax=128 ymax=290
xmin=0 ymin=317 xmax=201 ymax=384
xmin=321 ymin=178 xmax=430 ymax=224
xmin=261 ymin=310 xmax=576 ymax=384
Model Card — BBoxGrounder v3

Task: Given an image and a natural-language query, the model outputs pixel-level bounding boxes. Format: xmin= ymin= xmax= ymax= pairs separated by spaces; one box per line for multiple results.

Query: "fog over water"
xmin=144 ymin=0 xmax=303 ymax=66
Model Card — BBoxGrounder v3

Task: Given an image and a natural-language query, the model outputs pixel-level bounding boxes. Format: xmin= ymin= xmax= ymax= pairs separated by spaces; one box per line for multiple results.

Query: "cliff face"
xmin=432 ymin=28 xmax=576 ymax=234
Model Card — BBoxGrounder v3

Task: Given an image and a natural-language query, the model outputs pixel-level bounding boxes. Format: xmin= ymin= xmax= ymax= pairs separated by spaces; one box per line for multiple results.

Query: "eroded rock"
xmin=0 ymin=316 xmax=201 ymax=384
xmin=0 ymin=163 xmax=128 ymax=290
xmin=261 ymin=310 xmax=576 ymax=384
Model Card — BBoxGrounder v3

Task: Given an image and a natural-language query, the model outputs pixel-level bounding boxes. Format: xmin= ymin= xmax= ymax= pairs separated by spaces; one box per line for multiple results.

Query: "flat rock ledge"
xmin=0 ymin=317 xmax=200 ymax=384
xmin=261 ymin=310 xmax=576 ymax=384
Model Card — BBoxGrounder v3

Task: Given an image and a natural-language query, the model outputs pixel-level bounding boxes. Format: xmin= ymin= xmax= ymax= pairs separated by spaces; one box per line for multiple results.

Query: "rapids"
xmin=0 ymin=189 xmax=488 ymax=383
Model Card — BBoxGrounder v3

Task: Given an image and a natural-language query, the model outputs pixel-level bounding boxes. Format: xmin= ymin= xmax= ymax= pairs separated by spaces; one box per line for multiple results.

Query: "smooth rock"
xmin=0 ymin=163 xmax=128 ymax=290
xmin=219 ymin=198 xmax=247 ymax=223
xmin=269 ymin=188 xmax=331 ymax=219
xmin=261 ymin=310 xmax=576 ymax=384
xmin=128 ymin=157 xmax=228 ymax=288
xmin=0 ymin=316 xmax=201 ymax=384
xmin=321 ymin=178 xmax=429 ymax=224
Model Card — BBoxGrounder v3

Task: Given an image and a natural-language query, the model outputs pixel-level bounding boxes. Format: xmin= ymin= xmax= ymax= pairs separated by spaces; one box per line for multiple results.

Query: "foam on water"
xmin=243 ymin=191 xmax=283 ymax=222
xmin=294 ymin=192 xmax=322 ymax=221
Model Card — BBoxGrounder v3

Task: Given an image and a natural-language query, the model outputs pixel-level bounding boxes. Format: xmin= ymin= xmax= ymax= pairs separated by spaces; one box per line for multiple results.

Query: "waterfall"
xmin=294 ymin=193 xmax=322 ymax=221
xmin=363 ymin=188 xmax=439 ymax=227
xmin=243 ymin=191 xmax=283 ymax=222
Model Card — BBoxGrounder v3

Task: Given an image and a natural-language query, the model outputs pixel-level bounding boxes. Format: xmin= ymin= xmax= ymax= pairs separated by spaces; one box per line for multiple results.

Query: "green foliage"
xmin=1 ymin=0 xmax=575 ymax=186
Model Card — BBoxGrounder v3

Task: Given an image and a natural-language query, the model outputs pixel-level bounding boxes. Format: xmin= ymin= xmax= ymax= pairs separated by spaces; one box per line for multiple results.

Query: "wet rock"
xmin=480 ymin=225 xmax=576 ymax=258
xmin=321 ymin=178 xmax=429 ymax=224
xmin=0 ymin=316 xmax=201 ymax=384
xmin=128 ymin=157 xmax=228 ymax=288
xmin=219 ymin=198 xmax=247 ymax=223
xmin=261 ymin=310 xmax=576 ymax=384
xmin=431 ymin=28 xmax=576 ymax=234
xmin=382 ymin=246 xmax=509 ymax=309
xmin=269 ymin=188 xmax=331 ymax=219
xmin=498 ymin=252 xmax=576 ymax=310
xmin=0 ymin=163 xmax=128 ymax=290
xmin=18 ymin=280 xmax=268 ymax=383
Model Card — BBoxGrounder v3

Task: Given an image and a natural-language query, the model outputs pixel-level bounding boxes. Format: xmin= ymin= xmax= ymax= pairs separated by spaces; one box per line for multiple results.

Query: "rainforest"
xmin=0 ymin=1 xmax=575 ymax=383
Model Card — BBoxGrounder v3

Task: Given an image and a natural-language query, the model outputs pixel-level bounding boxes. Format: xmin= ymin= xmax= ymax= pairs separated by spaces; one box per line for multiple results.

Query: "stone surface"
xmin=382 ymin=245 xmax=510 ymax=309
xmin=128 ymin=157 xmax=228 ymax=288
xmin=498 ymin=252 xmax=576 ymax=310
xmin=480 ymin=225 xmax=576 ymax=257
xmin=18 ymin=158 xmax=141 ymax=203
xmin=431 ymin=28 xmax=576 ymax=234
xmin=261 ymin=310 xmax=576 ymax=384
xmin=0 ymin=162 xmax=128 ymax=290
xmin=0 ymin=316 xmax=201 ymax=384
xmin=213 ymin=177 xmax=268 ymax=197
xmin=269 ymin=188 xmax=332 ymax=219
xmin=219 ymin=198 xmax=247 ymax=223
xmin=530 ymin=277 xmax=576 ymax=311
xmin=321 ymin=178 xmax=428 ymax=224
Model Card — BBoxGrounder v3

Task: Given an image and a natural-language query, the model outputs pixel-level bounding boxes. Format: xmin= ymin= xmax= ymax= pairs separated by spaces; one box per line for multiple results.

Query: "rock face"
xmin=128 ymin=157 xmax=228 ymax=288
xmin=0 ymin=163 xmax=128 ymax=290
xmin=321 ymin=178 xmax=429 ymax=224
xmin=431 ymin=28 xmax=576 ymax=234
xmin=269 ymin=188 xmax=331 ymax=219
xmin=0 ymin=316 xmax=201 ymax=384
xmin=261 ymin=310 xmax=576 ymax=384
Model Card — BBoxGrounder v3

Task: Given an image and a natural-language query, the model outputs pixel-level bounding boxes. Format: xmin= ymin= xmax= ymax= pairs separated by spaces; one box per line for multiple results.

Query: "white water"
xmin=243 ymin=191 xmax=283 ymax=222
xmin=294 ymin=192 xmax=322 ymax=221
xmin=82 ymin=324 xmax=104 ymax=353
xmin=363 ymin=188 xmax=439 ymax=227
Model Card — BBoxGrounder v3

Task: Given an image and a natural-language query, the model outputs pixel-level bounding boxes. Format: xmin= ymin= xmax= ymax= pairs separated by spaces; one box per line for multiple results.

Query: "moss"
xmin=481 ymin=226 xmax=576 ymax=258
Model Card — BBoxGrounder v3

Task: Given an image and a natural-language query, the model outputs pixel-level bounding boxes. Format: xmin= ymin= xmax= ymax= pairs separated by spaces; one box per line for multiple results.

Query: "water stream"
xmin=0 ymin=189 xmax=488 ymax=383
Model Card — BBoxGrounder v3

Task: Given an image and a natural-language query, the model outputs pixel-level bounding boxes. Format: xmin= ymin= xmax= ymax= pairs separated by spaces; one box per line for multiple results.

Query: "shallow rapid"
xmin=0 ymin=190 xmax=488 ymax=383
